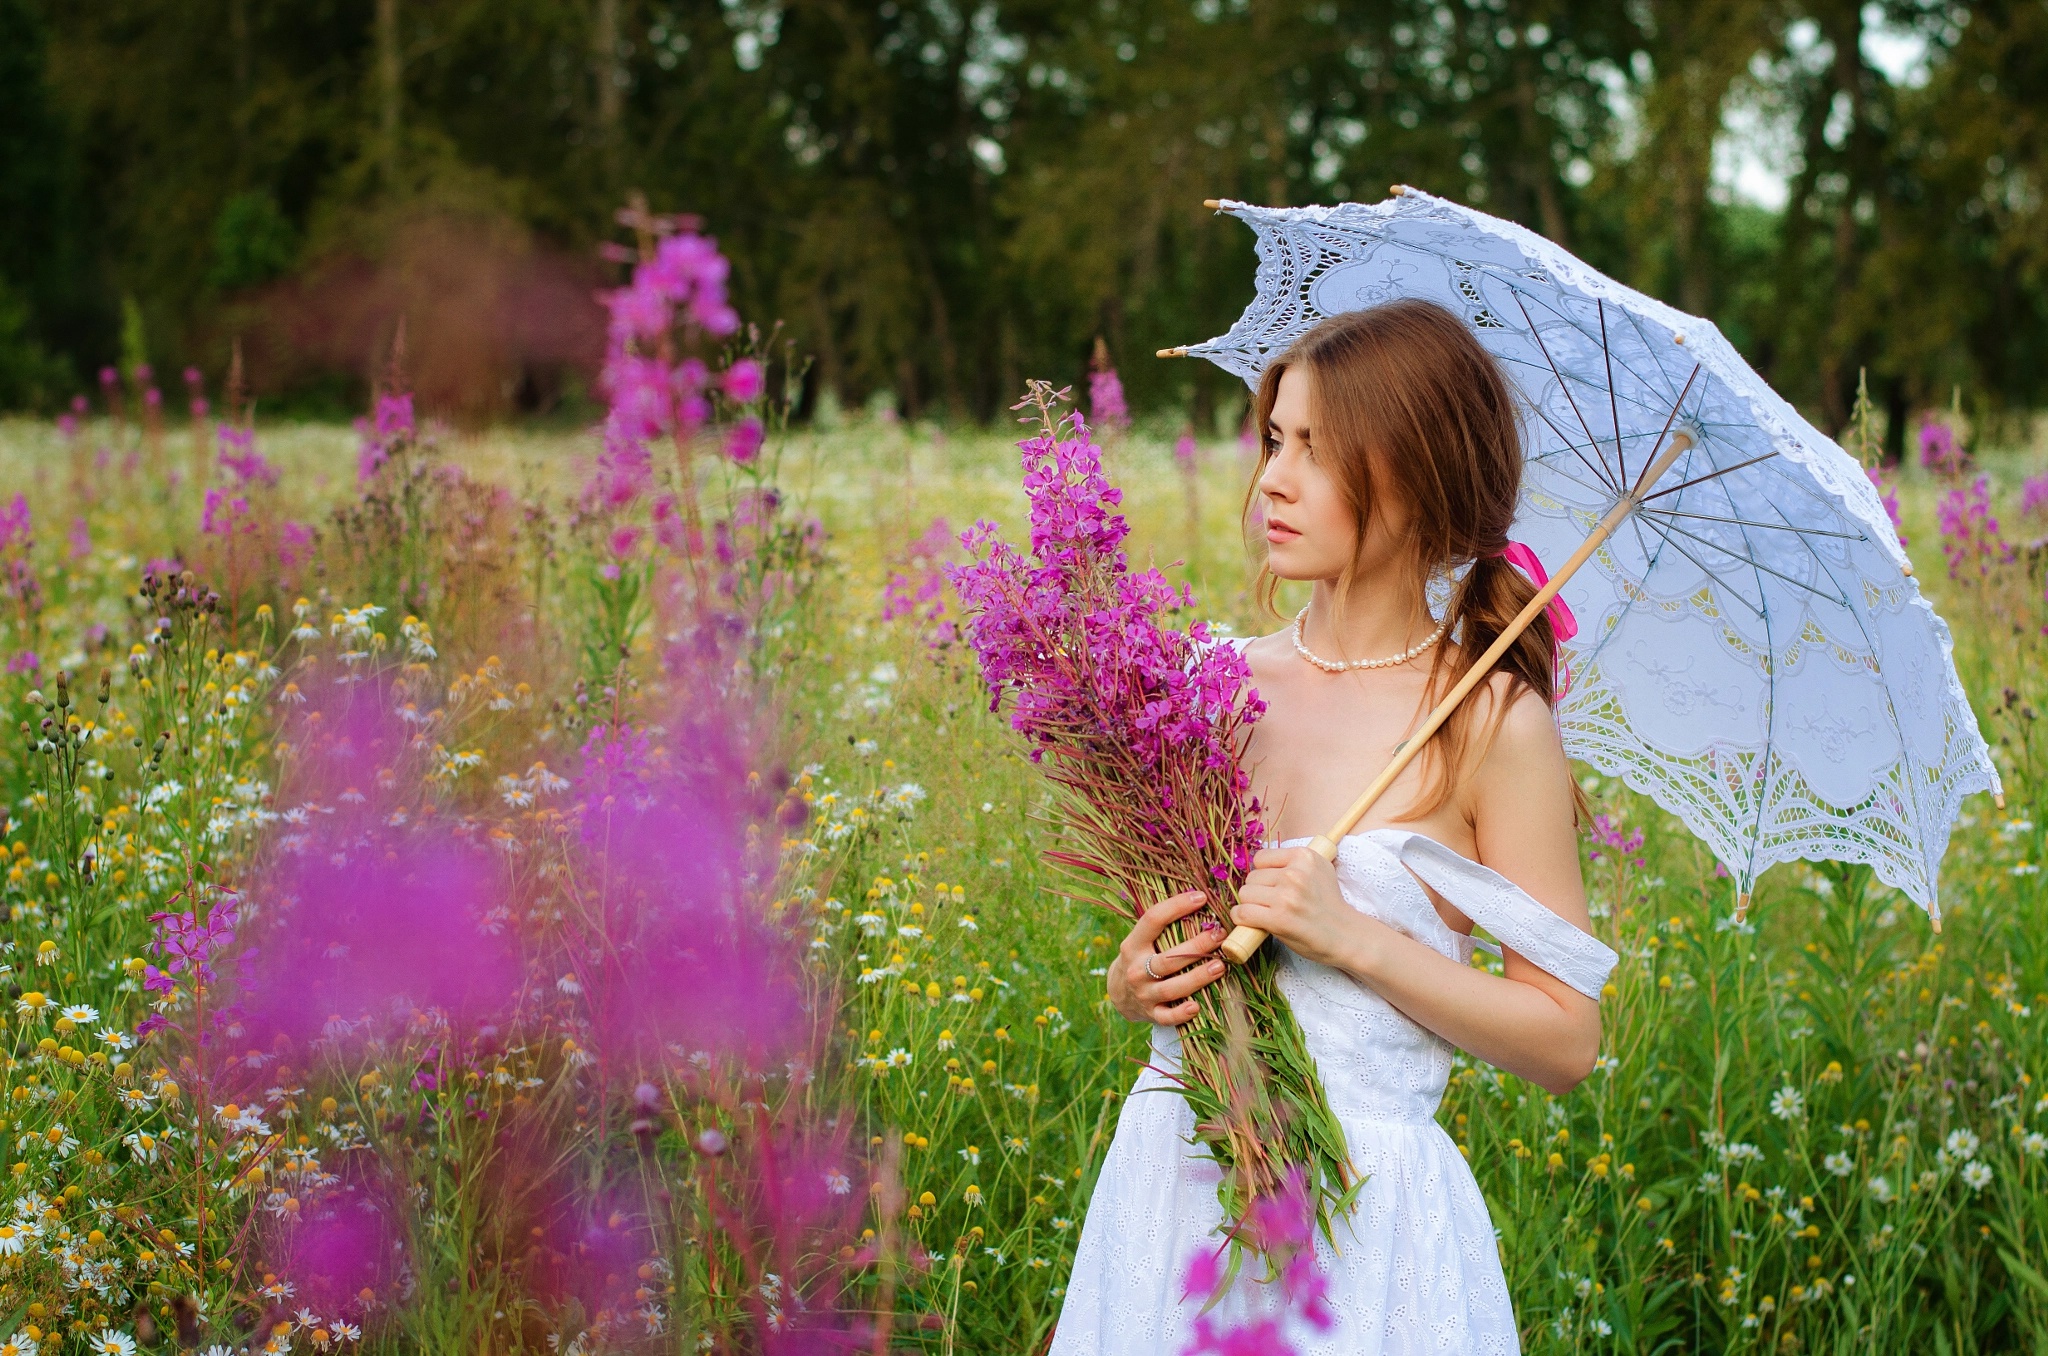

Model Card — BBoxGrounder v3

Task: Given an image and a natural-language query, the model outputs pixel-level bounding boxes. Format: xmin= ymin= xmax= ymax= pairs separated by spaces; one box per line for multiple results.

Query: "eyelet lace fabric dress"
xmin=1049 ymin=830 xmax=1618 ymax=1356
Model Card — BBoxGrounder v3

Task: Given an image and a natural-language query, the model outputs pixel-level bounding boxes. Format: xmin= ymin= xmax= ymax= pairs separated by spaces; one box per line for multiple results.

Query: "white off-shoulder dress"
xmin=1049 ymin=827 xmax=1619 ymax=1356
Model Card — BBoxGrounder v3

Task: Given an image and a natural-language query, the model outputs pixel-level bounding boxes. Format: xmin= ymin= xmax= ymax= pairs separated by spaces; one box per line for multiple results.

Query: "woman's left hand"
xmin=1230 ymin=845 xmax=1371 ymax=971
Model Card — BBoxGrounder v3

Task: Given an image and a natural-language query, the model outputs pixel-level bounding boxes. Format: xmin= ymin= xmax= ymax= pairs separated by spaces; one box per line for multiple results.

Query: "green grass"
xmin=0 ymin=410 xmax=2045 ymax=1354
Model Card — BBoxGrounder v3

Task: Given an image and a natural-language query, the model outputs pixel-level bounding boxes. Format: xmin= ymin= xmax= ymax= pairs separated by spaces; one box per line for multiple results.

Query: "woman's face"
xmin=1258 ymin=365 xmax=1409 ymax=582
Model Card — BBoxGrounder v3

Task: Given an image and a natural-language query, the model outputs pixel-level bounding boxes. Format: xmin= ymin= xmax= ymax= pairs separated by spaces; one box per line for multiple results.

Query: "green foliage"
xmin=117 ymin=296 xmax=147 ymax=381
xmin=207 ymin=191 xmax=299 ymax=293
xmin=10 ymin=2 xmax=2048 ymax=425
xmin=0 ymin=278 xmax=70 ymax=411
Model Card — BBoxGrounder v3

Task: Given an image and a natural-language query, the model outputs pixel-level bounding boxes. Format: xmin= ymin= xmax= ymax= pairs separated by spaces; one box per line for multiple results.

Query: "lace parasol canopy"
xmin=1176 ymin=187 xmax=2000 ymax=919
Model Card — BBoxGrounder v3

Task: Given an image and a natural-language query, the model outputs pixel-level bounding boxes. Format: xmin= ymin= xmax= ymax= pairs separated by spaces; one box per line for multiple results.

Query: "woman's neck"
xmin=1302 ymin=569 xmax=1436 ymax=664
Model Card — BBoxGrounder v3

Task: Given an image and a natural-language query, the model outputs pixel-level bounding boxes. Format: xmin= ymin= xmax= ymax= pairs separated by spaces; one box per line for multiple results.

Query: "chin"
xmin=1264 ymin=545 xmax=1329 ymax=582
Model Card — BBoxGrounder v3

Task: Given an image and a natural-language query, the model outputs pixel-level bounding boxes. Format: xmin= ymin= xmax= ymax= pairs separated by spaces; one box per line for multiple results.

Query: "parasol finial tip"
xmin=1931 ymin=913 xmax=1943 ymax=935
xmin=1673 ymin=332 xmax=1688 ymax=346
xmin=1734 ymin=893 xmax=1750 ymax=924
xmin=1203 ymin=198 xmax=1223 ymax=210
xmin=1156 ymin=347 xmax=1188 ymax=359
xmin=1899 ymin=559 xmax=1915 ymax=578
xmin=1390 ymin=183 xmax=1412 ymax=197
xmin=1995 ymin=790 xmax=2007 ymax=810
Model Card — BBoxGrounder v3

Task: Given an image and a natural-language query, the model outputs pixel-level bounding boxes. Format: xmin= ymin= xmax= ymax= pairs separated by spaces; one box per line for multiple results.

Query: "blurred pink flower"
xmin=724 ymin=416 xmax=765 ymax=464
xmin=1918 ymin=416 xmax=1962 ymax=475
xmin=217 ymin=424 xmax=279 ymax=487
xmin=1937 ymin=476 xmax=2010 ymax=581
xmin=1865 ymin=466 xmax=1907 ymax=546
xmin=199 ymin=487 xmax=252 ymax=537
xmin=279 ymin=520 xmax=314 ymax=571
xmin=723 ymin=358 xmax=765 ymax=403
xmin=232 ymin=705 xmax=523 ymax=1064
xmin=0 ymin=495 xmax=30 ymax=554
xmin=1089 ymin=366 xmax=1129 ymax=431
xmin=2020 ymin=474 xmax=2048 ymax=520
xmin=355 ymin=390 xmax=417 ymax=483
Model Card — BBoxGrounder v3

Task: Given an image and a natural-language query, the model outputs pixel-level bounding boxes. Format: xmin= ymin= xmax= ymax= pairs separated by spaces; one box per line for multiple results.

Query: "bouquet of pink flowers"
xmin=949 ymin=382 xmax=1355 ymax=1252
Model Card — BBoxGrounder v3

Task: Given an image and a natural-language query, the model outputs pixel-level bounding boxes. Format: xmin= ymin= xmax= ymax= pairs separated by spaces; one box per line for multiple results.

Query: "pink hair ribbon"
xmin=1499 ymin=541 xmax=1577 ymax=697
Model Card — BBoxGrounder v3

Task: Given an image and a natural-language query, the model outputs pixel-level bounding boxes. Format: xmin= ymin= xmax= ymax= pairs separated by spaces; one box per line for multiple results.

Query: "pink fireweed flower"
xmin=1937 ymin=476 xmax=2010 ymax=581
xmin=566 ymin=700 xmax=808 ymax=1067
xmin=217 ymin=423 xmax=279 ymax=487
xmin=271 ymin=1181 xmax=401 ymax=1317
xmin=200 ymin=487 xmax=253 ymax=538
xmin=375 ymin=391 xmax=415 ymax=439
xmin=277 ymin=520 xmax=314 ymax=580
xmin=1175 ymin=431 xmax=1199 ymax=471
xmin=1919 ymin=416 xmax=1962 ymax=475
xmin=882 ymin=517 xmax=955 ymax=630
xmin=1866 ymin=466 xmax=1907 ymax=546
xmin=650 ymin=494 xmax=702 ymax=555
xmin=2020 ymin=474 xmax=2048 ymax=520
xmin=948 ymin=399 xmax=1269 ymax=865
xmin=68 ymin=517 xmax=90 ymax=560
xmin=586 ymin=426 xmax=654 ymax=508
xmin=723 ymin=416 xmax=765 ymax=464
xmin=232 ymin=703 xmax=522 ymax=1064
xmin=5 ymin=651 xmax=37 ymax=675
xmin=1179 ymin=1169 xmax=1332 ymax=1354
xmin=0 ymin=494 xmax=31 ymax=553
xmin=1090 ymin=365 xmax=1129 ymax=431
xmin=722 ymin=358 xmax=765 ymax=404
xmin=1587 ymin=813 xmax=1646 ymax=867
xmin=355 ymin=390 xmax=417 ymax=483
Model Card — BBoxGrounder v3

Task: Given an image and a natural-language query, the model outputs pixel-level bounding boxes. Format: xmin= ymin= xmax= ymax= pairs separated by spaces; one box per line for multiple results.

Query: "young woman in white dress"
xmin=1050 ymin=300 xmax=1619 ymax=1355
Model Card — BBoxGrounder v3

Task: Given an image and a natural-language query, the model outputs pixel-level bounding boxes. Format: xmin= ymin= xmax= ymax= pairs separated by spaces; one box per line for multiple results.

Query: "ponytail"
xmin=1395 ymin=554 xmax=1555 ymax=817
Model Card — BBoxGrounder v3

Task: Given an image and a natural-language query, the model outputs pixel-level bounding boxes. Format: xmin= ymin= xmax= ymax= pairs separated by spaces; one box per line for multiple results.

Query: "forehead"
xmin=1268 ymin=365 xmax=1311 ymax=422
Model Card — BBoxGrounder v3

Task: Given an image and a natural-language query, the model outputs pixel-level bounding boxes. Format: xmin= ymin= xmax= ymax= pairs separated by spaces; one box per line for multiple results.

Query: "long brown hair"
xmin=1245 ymin=298 xmax=1558 ymax=819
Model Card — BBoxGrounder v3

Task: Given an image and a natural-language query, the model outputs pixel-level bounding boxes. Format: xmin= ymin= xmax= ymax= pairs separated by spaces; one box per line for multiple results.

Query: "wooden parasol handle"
xmin=1219 ymin=429 xmax=1698 ymax=965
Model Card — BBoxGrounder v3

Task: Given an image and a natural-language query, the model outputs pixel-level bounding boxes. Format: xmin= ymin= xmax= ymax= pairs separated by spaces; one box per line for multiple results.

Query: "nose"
xmin=1257 ymin=448 xmax=1295 ymax=503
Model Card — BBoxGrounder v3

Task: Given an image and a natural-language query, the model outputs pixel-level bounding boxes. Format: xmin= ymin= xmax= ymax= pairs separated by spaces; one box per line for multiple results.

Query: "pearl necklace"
xmin=1290 ymin=605 xmax=1447 ymax=673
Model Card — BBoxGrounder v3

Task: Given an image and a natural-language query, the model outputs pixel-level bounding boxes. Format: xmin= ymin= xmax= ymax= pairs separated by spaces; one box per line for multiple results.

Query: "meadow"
xmin=0 ymin=354 xmax=2043 ymax=1356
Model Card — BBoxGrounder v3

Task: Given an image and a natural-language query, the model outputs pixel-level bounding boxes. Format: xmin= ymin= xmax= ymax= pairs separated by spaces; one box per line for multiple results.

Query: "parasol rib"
xmin=1220 ymin=425 xmax=1700 ymax=965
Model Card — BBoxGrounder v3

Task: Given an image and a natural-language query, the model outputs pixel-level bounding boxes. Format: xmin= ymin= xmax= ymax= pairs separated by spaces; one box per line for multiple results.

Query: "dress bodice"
xmin=1151 ymin=828 xmax=1617 ymax=1126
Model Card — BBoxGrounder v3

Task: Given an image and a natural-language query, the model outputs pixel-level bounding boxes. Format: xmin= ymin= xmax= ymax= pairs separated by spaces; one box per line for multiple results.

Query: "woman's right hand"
xmin=1107 ymin=890 xmax=1229 ymax=1026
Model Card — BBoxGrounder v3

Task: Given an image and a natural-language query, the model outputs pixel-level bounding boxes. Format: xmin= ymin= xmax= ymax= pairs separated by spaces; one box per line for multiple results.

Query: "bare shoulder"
xmin=1236 ymin=627 xmax=1292 ymax=676
xmin=1466 ymin=671 xmax=1569 ymax=783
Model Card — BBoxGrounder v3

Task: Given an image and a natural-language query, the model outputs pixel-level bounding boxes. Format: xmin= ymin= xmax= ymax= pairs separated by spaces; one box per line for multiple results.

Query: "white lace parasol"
xmin=1176 ymin=187 xmax=1999 ymax=920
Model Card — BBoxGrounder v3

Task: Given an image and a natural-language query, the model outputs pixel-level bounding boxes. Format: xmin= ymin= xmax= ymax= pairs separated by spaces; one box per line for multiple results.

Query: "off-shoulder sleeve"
xmin=1374 ymin=829 xmax=1619 ymax=1000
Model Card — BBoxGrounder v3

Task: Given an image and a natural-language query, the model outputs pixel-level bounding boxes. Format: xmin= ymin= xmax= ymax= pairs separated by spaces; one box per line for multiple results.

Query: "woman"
xmin=1050 ymin=300 xmax=1618 ymax=1354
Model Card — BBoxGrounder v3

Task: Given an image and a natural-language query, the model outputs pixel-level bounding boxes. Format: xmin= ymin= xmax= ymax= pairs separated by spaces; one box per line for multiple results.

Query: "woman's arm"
xmin=1228 ymin=687 xmax=1601 ymax=1094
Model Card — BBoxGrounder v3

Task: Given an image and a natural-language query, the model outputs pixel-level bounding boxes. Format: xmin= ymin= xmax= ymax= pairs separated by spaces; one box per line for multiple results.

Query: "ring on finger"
xmin=1143 ymin=954 xmax=1162 ymax=981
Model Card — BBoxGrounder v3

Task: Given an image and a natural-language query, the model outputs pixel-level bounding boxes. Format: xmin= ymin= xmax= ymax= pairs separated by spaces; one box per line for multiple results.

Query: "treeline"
xmin=1 ymin=0 xmax=2044 ymax=440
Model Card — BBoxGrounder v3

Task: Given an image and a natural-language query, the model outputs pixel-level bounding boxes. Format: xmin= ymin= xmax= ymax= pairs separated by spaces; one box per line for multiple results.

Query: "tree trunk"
xmin=376 ymin=0 xmax=402 ymax=189
xmin=230 ymin=0 xmax=251 ymax=169
xmin=592 ymin=0 xmax=623 ymax=189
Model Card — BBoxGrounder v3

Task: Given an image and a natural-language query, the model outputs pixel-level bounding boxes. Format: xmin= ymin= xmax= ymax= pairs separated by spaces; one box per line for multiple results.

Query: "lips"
xmin=1266 ymin=518 xmax=1301 ymax=544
